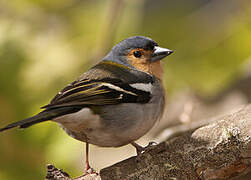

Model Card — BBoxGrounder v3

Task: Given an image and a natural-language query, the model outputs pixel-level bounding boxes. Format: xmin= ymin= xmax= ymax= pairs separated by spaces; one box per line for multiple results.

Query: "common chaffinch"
xmin=0 ymin=36 xmax=173 ymax=173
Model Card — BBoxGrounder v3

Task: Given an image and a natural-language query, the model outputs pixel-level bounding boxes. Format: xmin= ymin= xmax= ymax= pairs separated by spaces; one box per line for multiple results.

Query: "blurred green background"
xmin=0 ymin=0 xmax=251 ymax=179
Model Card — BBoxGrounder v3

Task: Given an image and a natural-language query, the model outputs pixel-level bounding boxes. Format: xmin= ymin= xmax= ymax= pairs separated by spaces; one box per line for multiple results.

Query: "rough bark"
xmin=45 ymin=104 xmax=251 ymax=180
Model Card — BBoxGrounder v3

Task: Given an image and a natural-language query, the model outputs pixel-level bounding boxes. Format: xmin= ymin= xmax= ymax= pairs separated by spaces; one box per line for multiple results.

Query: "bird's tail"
xmin=0 ymin=107 xmax=81 ymax=132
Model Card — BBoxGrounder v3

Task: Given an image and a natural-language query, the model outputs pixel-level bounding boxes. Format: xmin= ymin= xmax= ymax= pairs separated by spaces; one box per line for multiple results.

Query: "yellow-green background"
xmin=0 ymin=0 xmax=251 ymax=179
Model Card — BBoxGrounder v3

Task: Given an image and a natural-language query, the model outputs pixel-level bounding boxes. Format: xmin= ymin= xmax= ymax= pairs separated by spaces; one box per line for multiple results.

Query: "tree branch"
xmin=45 ymin=104 xmax=251 ymax=179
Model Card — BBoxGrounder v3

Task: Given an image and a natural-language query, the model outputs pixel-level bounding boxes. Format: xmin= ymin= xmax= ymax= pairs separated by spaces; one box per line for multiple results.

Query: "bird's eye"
xmin=133 ymin=51 xmax=142 ymax=58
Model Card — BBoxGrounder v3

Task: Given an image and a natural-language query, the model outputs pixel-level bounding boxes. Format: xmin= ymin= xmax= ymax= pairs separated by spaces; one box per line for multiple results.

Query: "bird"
xmin=0 ymin=36 xmax=173 ymax=173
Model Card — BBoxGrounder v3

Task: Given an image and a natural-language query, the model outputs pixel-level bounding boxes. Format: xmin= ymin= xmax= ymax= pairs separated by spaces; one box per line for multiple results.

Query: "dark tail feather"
xmin=0 ymin=107 xmax=81 ymax=132
xmin=0 ymin=114 xmax=47 ymax=132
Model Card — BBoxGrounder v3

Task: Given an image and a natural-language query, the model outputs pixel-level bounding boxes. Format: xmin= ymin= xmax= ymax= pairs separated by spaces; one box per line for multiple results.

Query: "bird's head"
xmin=103 ymin=36 xmax=173 ymax=79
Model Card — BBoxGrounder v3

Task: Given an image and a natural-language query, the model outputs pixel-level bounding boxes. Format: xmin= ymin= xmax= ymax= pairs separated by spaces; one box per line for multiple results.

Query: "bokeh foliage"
xmin=0 ymin=0 xmax=251 ymax=179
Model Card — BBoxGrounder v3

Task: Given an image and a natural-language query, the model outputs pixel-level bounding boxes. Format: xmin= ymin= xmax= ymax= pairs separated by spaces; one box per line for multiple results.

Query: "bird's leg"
xmin=84 ymin=142 xmax=97 ymax=175
xmin=85 ymin=142 xmax=91 ymax=172
xmin=131 ymin=141 xmax=158 ymax=155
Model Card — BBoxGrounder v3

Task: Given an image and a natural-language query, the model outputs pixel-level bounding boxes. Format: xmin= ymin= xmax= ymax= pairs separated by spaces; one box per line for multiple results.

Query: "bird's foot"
xmin=84 ymin=162 xmax=98 ymax=175
xmin=131 ymin=141 xmax=158 ymax=163
xmin=85 ymin=167 xmax=98 ymax=175
xmin=72 ymin=168 xmax=99 ymax=180
xmin=146 ymin=141 xmax=158 ymax=148
xmin=131 ymin=141 xmax=158 ymax=155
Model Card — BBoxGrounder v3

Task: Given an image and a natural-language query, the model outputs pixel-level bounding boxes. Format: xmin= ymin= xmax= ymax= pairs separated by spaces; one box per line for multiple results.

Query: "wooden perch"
xmin=45 ymin=104 xmax=251 ymax=180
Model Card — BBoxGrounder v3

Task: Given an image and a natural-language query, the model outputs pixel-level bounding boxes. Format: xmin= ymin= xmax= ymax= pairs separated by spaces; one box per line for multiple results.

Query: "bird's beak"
xmin=151 ymin=46 xmax=173 ymax=62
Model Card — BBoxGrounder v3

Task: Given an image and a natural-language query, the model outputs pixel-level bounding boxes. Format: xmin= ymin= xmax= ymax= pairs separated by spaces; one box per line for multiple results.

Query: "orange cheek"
xmin=126 ymin=49 xmax=163 ymax=80
xmin=127 ymin=55 xmax=150 ymax=73
xmin=149 ymin=61 xmax=163 ymax=80
xmin=128 ymin=56 xmax=163 ymax=80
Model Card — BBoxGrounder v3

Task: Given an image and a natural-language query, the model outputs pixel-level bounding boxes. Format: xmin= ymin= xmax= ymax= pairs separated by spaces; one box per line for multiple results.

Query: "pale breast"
xmin=53 ymin=108 xmax=101 ymax=138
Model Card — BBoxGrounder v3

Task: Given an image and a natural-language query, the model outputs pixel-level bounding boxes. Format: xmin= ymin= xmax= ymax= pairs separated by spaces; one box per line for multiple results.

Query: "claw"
xmin=85 ymin=167 xmax=97 ymax=175
xmin=148 ymin=141 xmax=158 ymax=146
xmin=131 ymin=141 xmax=158 ymax=156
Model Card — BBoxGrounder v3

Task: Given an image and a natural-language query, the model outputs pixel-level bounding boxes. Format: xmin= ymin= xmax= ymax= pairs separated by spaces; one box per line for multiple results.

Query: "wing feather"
xmin=42 ymin=61 xmax=154 ymax=110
